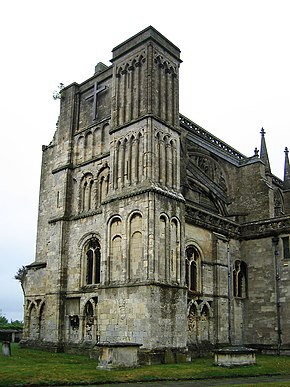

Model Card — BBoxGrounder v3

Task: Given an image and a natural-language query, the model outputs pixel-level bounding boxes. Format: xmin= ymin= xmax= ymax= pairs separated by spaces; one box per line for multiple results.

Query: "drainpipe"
xmin=227 ymin=240 xmax=232 ymax=346
xmin=272 ymin=237 xmax=281 ymax=355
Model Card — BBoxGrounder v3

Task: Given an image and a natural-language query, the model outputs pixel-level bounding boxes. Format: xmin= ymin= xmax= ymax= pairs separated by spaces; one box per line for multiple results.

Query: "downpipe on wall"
xmin=272 ymin=236 xmax=281 ymax=355
xmin=227 ymin=240 xmax=232 ymax=346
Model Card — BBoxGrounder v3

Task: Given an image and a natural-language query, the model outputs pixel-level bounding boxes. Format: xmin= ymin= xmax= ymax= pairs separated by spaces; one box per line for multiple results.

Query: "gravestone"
xmin=2 ymin=341 xmax=11 ymax=356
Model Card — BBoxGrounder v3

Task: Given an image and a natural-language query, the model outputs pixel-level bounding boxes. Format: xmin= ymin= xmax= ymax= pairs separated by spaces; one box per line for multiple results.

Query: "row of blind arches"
xmin=75 ymin=123 xmax=109 ymax=164
xmin=26 ymin=299 xmax=98 ymax=343
xmin=79 ymin=167 xmax=109 ymax=213
xmin=112 ymin=130 xmax=178 ymax=190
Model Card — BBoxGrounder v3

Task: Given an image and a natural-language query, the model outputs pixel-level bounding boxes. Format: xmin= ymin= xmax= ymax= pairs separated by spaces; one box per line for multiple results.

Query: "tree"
xmin=53 ymin=83 xmax=65 ymax=100
xmin=0 ymin=315 xmax=8 ymax=326
xmin=15 ymin=265 xmax=27 ymax=293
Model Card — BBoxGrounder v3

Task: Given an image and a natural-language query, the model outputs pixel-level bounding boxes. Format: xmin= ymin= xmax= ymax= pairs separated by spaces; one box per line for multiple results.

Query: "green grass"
xmin=0 ymin=344 xmax=290 ymax=386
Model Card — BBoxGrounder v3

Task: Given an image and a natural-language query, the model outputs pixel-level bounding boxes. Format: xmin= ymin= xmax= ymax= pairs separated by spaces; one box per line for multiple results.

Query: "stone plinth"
xmin=214 ymin=346 xmax=256 ymax=367
xmin=97 ymin=342 xmax=142 ymax=369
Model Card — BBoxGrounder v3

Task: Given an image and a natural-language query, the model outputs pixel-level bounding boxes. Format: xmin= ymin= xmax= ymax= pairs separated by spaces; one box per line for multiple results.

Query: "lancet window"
xmin=233 ymin=260 xmax=248 ymax=298
xmin=185 ymin=245 xmax=201 ymax=293
xmin=282 ymin=236 xmax=290 ymax=259
xmin=84 ymin=238 xmax=101 ymax=285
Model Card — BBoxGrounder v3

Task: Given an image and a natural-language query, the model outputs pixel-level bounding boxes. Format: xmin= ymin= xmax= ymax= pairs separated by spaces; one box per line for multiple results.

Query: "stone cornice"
xmin=103 ymin=184 xmax=185 ymax=205
xmin=186 ymin=205 xmax=290 ymax=240
xmin=240 ymin=216 xmax=290 ymax=240
xmin=48 ymin=209 xmax=103 ymax=224
xmin=110 ymin=113 xmax=181 ymax=135
xmin=26 ymin=262 xmax=47 ymax=270
xmin=185 ymin=205 xmax=240 ymax=238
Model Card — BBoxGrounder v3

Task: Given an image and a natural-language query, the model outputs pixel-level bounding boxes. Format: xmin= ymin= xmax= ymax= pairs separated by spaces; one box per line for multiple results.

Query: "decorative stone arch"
xmin=127 ymin=211 xmax=144 ymax=280
xmin=101 ymin=122 xmax=110 ymax=153
xmin=199 ymin=301 xmax=213 ymax=343
xmin=185 ymin=240 xmax=204 ymax=295
xmin=79 ymin=172 xmax=95 ymax=213
xmin=187 ymin=299 xmax=213 ymax=345
xmin=187 ymin=300 xmax=199 ymax=344
xmin=76 ymin=135 xmax=85 ymax=164
xmin=187 ymin=176 xmax=227 ymax=216
xmin=274 ymin=188 xmax=284 ymax=216
xmin=82 ymin=297 xmax=99 ymax=343
xmin=93 ymin=126 xmax=101 ymax=155
xmin=38 ymin=300 xmax=46 ymax=340
xmin=159 ymin=213 xmax=170 ymax=280
xmin=84 ymin=130 xmax=93 ymax=160
xmin=107 ymin=215 xmax=123 ymax=283
xmin=154 ymin=130 xmax=176 ymax=188
xmin=96 ymin=164 xmax=110 ymax=206
xmin=26 ymin=298 xmax=46 ymax=340
xmin=170 ymin=216 xmax=181 ymax=283
xmin=199 ymin=301 xmax=213 ymax=318
xmin=27 ymin=301 xmax=38 ymax=340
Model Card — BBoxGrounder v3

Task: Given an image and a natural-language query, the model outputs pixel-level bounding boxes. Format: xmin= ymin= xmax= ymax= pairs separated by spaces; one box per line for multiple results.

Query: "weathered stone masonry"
xmin=21 ymin=27 xmax=290 ymax=362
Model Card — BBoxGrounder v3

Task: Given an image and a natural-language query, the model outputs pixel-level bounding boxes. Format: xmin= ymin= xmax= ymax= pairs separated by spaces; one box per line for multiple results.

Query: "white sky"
xmin=0 ymin=0 xmax=289 ymax=321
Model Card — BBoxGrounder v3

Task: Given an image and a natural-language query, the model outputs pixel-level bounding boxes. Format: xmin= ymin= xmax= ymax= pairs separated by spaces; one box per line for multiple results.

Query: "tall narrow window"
xmin=185 ymin=245 xmax=201 ymax=293
xmin=85 ymin=239 xmax=101 ymax=285
xmin=233 ymin=260 xmax=248 ymax=298
xmin=282 ymin=236 xmax=290 ymax=259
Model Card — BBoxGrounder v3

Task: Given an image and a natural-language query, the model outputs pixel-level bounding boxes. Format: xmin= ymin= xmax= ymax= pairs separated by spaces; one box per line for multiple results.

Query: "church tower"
xmin=22 ymin=27 xmax=187 ymax=363
xmin=102 ymin=27 xmax=187 ymax=358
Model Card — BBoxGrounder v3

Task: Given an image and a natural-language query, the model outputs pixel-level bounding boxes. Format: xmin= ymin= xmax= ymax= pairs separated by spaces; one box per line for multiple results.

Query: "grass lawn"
xmin=1 ymin=343 xmax=290 ymax=386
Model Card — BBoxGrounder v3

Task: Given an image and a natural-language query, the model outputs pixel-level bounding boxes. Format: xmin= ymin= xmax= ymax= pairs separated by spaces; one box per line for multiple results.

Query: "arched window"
xmin=233 ymin=260 xmax=247 ymax=298
xmin=185 ymin=245 xmax=201 ymax=293
xmin=85 ymin=238 xmax=101 ymax=285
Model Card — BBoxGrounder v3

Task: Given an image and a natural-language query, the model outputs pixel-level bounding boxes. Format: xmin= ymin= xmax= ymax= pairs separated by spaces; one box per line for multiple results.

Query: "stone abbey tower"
xmin=22 ymin=27 xmax=290 ymax=362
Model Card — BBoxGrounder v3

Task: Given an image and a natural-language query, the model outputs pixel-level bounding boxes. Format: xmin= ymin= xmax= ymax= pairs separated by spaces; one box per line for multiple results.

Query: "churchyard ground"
xmin=1 ymin=344 xmax=290 ymax=386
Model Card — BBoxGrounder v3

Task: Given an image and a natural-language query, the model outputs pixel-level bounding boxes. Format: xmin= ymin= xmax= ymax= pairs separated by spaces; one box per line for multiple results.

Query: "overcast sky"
xmin=0 ymin=0 xmax=289 ymax=321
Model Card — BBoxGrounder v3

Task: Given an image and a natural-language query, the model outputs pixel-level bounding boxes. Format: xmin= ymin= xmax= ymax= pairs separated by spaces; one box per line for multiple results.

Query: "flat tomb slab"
xmin=97 ymin=342 xmax=142 ymax=369
xmin=214 ymin=346 xmax=256 ymax=367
